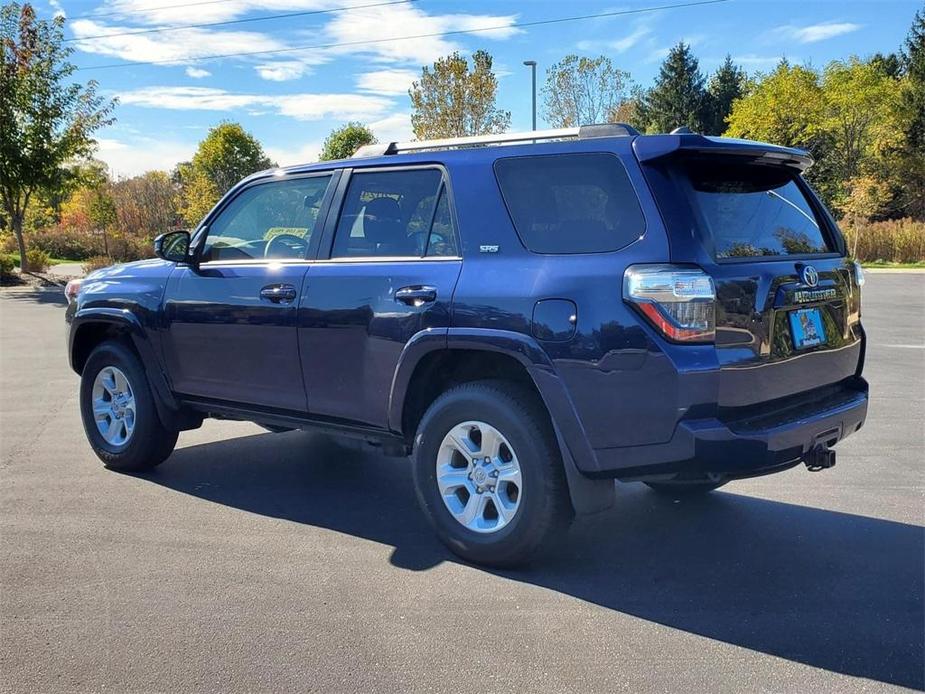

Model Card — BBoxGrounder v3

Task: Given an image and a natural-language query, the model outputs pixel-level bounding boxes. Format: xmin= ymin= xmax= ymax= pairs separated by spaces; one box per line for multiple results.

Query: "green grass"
xmin=6 ymin=254 xmax=72 ymax=268
xmin=861 ymin=260 xmax=925 ymax=269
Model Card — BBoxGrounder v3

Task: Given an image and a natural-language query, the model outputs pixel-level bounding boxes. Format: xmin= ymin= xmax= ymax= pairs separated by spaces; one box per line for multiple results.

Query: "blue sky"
xmin=46 ymin=0 xmax=921 ymax=176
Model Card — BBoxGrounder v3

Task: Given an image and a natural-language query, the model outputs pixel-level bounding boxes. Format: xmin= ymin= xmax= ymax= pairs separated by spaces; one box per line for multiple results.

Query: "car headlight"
xmin=64 ymin=278 xmax=82 ymax=303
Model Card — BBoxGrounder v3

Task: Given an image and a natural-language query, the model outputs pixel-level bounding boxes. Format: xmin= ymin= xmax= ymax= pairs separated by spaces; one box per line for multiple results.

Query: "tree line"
xmin=2 ymin=0 xmax=923 ymax=272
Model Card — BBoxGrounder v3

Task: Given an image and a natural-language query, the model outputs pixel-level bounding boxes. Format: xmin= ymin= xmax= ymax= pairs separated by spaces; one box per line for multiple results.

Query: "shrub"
xmin=0 ymin=254 xmax=14 ymax=278
xmin=0 ymin=233 xmax=17 ymax=255
xmin=82 ymin=255 xmax=114 ymax=274
xmin=24 ymin=248 xmax=51 ymax=272
xmin=841 ymin=217 xmax=925 ymax=264
xmin=29 ymin=226 xmax=101 ymax=260
xmin=108 ymin=233 xmax=154 ymax=263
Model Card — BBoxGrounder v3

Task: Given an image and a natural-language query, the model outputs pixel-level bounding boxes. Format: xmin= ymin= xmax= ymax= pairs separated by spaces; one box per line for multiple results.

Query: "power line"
xmin=64 ymin=0 xmax=415 ymax=42
xmin=75 ymin=0 xmax=731 ymax=72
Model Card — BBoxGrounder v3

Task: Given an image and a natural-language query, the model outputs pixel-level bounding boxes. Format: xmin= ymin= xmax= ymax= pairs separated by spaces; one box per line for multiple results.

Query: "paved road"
xmin=1 ymin=275 xmax=922 ymax=693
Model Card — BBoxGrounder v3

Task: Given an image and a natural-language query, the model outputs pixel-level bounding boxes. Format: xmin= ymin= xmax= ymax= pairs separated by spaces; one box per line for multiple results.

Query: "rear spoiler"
xmin=632 ymin=134 xmax=813 ymax=171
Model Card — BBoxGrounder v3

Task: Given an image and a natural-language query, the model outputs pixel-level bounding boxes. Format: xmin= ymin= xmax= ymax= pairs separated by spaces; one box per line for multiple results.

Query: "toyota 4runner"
xmin=65 ymin=124 xmax=868 ymax=567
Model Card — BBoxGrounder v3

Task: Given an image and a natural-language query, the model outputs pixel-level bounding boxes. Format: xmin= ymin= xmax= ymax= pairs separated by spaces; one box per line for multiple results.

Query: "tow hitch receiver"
xmin=805 ymin=445 xmax=836 ymax=472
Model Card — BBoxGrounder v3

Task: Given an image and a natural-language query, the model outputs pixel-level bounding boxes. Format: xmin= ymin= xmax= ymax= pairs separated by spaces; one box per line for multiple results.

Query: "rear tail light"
xmin=623 ymin=264 xmax=716 ymax=343
xmin=853 ymin=261 xmax=865 ymax=287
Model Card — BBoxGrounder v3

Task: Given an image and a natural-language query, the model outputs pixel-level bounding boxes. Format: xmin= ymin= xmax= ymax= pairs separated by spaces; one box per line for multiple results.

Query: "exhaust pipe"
xmin=804 ymin=445 xmax=836 ymax=472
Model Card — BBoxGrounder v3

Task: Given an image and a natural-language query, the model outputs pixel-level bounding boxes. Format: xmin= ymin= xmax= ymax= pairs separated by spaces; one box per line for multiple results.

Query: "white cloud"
xmin=770 ymin=21 xmax=861 ymax=45
xmin=265 ymin=141 xmax=324 ymax=167
xmin=185 ymin=67 xmax=211 ymax=78
xmin=92 ymin=0 xmax=333 ymax=27
xmin=356 ymin=69 xmax=418 ymax=96
xmin=96 ymin=136 xmax=195 ymax=177
xmin=70 ymin=20 xmax=287 ymax=64
xmin=610 ymin=26 xmax=652 ymax=53
xmin=323 ymin=4 xmax=520 ymax=64
xmin=368 ymin=112 xmax=413 ymax=143
xmin=255 ymin=61 xmax=310 ymax=81
xmin=117 ymin=86 xmax=393 ymax=122
xmin=71 ymin=3 xmax=520 ymax=77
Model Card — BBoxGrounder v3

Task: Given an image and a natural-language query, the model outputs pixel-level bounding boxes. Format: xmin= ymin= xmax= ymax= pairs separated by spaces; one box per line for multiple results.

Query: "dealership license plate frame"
xmin=789 ymin=307 xmax=827 ymax=350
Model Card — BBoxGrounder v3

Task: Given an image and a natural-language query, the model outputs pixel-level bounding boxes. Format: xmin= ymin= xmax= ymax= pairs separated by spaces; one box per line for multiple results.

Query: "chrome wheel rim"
xmin=91 ymin=366 xmax=136 ymax=447
xmin=435 ymin=421 xmax=523 ymax=534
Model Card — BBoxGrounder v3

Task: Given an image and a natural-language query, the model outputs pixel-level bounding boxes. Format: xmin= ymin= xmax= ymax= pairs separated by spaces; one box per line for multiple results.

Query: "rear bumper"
xmin=592 ymin=378 xmax=869 ymax=479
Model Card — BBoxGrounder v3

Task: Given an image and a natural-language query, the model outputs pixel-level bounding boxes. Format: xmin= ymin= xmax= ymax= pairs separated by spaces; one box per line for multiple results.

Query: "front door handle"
xmin=260 ymin=284 xmax=297 ymax=304
xmin=395 ymin=285 xmax=437 ymax=306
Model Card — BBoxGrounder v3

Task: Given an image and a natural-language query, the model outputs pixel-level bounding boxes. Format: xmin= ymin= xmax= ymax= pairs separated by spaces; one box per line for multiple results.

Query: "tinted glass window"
xmin=494 ymin=153 xmax=645 ymax=254
xmin=681 ymin=161 xmax=832 ymax=258
xmin=332 ymin=169 xmax=445 ymax=258
xmin=201 ymin=175 xmax=331 ymax=262
xmin=425 ymin=188 xmax=458 ymax=257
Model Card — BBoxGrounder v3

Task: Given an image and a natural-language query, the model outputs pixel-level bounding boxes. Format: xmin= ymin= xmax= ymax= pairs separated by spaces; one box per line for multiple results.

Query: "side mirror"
xmin=154 ymin=230 xmax=191 ymax=263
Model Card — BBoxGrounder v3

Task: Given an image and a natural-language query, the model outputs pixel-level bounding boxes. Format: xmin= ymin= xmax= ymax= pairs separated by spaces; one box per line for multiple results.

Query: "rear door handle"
xmin=260 ymin=284 xmax=297 ymax=304
xmin=395 ymin=286 xmax=437 ymax=306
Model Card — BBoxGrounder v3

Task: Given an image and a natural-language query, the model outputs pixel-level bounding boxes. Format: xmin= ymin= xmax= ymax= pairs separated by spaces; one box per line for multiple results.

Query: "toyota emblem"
xmin=801 ymin=265 xmax=819 ymax=287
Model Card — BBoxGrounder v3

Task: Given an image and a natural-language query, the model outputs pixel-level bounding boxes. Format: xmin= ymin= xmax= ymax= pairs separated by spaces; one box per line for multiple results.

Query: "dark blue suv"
xmin=65 ymin=124 xmax=868 ymax=566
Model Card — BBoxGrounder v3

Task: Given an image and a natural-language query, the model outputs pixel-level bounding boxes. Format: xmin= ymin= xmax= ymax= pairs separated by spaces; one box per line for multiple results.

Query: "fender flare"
xmin=388 ymin=327 xmax=614 ymax=515
xmin=70 ymin=308 xmax=195 ymax=431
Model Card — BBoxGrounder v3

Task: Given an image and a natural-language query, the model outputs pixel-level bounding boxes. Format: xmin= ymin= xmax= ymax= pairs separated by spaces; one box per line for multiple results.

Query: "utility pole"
xmin=523 ymin=60 xmax=537 ymax=131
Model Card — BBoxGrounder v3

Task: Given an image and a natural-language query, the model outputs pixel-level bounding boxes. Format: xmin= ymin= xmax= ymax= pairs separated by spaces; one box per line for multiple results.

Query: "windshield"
xmin=679 ymin=160 xmax=833 ymax=259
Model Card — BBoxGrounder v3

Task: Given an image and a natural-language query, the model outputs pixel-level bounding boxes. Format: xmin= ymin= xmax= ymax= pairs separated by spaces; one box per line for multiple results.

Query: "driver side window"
xmin=200 ymin=174 xmax=332 ymax=262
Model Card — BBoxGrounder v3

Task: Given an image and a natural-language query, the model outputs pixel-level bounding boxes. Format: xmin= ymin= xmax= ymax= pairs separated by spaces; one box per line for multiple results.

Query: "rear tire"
xmin=79 ymin=340 xmax=178 ymax=472
xmin=411 ymin=380 xmax=573 ymax=567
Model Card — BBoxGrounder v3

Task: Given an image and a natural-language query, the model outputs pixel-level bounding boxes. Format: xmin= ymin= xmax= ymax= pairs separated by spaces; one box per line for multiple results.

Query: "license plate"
xmin=789 ymin=307 xmax=826 ymax=349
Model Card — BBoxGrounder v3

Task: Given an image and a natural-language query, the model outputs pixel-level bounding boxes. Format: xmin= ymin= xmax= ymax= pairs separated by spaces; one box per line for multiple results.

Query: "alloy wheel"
xmin=435 ymin=421 xmax=523 ymax=533
xmin=91 ymin=366 xmax=136 ymax=447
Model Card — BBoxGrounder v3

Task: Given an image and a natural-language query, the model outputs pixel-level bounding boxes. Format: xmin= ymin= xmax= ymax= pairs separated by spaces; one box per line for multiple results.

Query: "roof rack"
xmin=352 ymin=123 xmax=640 ymax=158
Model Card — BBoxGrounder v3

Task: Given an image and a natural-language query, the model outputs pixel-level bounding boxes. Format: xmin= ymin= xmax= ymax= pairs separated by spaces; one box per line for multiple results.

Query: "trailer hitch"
xmin=804 ymin=445 xmax=836 ymax=472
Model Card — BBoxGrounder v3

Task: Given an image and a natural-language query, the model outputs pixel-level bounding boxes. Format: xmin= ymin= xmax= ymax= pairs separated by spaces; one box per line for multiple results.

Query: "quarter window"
xmin=200 ymin=175 xmax=332 ymax=262
xmin=494 ymin=153 xmax=645 ymax=254
xmin=332 ymin=169 xmax=456 ymax=258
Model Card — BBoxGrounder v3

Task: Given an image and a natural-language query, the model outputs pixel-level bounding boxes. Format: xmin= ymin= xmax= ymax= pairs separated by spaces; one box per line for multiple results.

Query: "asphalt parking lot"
xmin=1 ymin=273 xmax=923 ymax=693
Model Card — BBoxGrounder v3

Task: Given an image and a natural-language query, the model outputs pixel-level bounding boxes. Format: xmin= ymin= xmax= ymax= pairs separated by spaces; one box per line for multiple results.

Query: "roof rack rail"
xmin=352 ymin=123 xmax=640 ymax=158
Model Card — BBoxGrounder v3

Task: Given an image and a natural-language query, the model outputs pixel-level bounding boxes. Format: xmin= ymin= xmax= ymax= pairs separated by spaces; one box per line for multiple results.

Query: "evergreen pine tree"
xmin=704 ymin=55 xmax=746 ymax=135
xmin=639 ymin=42 xmax=708 ymax=133
xmin=901 ymin=7 xmax=925 ymax=151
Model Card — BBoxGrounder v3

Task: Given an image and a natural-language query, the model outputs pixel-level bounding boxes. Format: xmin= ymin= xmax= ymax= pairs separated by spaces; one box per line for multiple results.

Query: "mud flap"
xmin=553 ymin=425 xmax=615 ymax=515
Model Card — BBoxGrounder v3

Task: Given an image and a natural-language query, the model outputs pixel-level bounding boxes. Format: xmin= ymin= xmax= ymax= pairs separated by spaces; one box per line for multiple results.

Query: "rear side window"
xmin=680 ymin=160 xmax=833 ymax=258
xmin=332 ymin=168 xmax=457 ymax=258
xmin=494 ymin=153 xmax=645 ymax=254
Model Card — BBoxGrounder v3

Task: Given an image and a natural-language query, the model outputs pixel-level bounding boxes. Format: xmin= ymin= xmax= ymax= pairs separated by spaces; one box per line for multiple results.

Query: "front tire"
xmin=412 ymin=380 xmax=572 ymax=567
xmin=79 ymin=340 xmax=178 ymax=472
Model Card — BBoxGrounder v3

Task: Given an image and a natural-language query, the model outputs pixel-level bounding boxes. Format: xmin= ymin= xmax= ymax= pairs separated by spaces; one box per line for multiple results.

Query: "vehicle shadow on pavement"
xmin=146 ymin=431 xmax=924 ymax=690
xmin=0 ymin=287 xmax=68 ymax=306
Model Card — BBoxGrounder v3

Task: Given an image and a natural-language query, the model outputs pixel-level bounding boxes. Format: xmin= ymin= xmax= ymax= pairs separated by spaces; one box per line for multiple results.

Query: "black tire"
xmin=644 ymin=479 xmax=727 ymax=497
xmin=411 ymin=380 xmax=573 ymax=568
xmin=79 ymin=340 xmax=178 ymax=472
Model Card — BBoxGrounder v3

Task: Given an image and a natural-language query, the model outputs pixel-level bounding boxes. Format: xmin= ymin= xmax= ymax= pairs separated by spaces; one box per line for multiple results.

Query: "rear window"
xmin=680 ymin=160 xmax=833 ymax=259
xmin=494 ymin=153 xmax=645 ymax=254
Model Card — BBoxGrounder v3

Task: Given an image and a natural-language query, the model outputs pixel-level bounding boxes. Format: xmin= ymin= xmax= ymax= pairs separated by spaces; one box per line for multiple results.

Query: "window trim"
xmin=317 ymin=163 xmax=462 ymax=262
xmin=192 ymin=170 xmax=340 ymax=266
xmin=492 ymin=151 xmax=647 ymax=256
